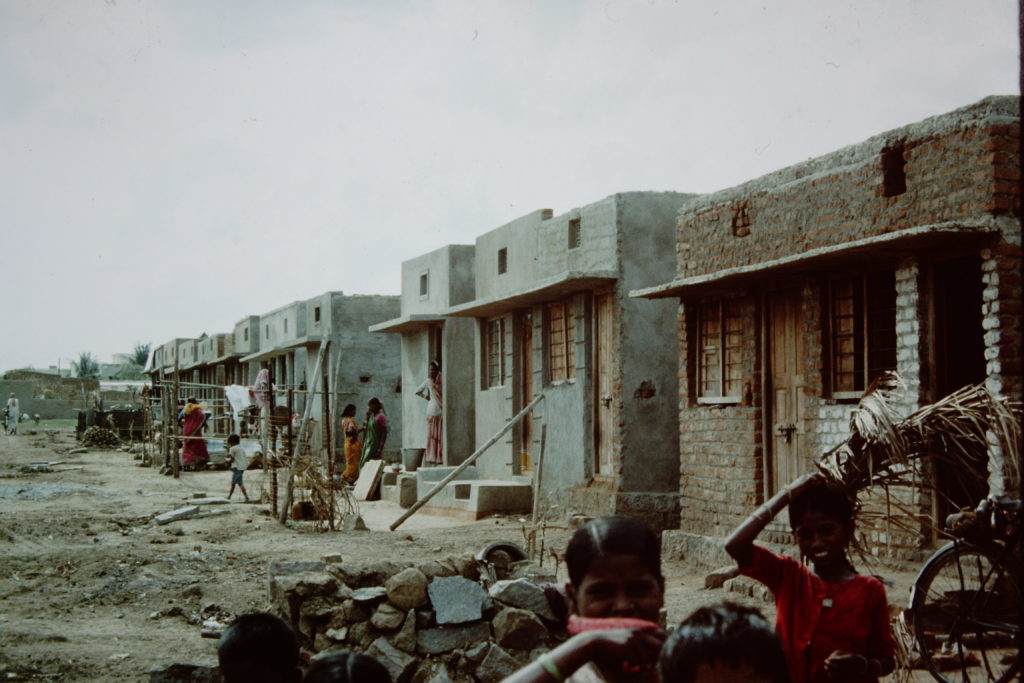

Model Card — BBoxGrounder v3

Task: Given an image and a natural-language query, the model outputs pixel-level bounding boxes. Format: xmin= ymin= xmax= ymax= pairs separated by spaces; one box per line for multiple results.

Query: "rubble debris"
xmin=80 ymin=426 xmax=120 ymax=448
xmin=266 ymin=551 xmax=563 ymax=679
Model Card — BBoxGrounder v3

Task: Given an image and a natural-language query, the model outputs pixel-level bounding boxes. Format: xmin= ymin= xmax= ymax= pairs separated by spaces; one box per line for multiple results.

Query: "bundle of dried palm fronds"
xmin=819 ymin=371 xmax=1021 ymax=498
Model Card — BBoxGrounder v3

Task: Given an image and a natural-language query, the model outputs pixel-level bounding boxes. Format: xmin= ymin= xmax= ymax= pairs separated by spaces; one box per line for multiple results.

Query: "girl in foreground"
xmin=724 ymin=473 xmax=896 ymax=683
xmin=503 ymin=517 xmax=667 ymax=683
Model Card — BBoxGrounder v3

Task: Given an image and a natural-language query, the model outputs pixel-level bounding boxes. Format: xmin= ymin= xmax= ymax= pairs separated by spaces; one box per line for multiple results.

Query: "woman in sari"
xmin=359 ymin=397 xmax=388 ymax=469
xmin=179 ymin=397 xmax=210 ymax=470
xmin=340 ymin=403 xmax=362 ymax=483
xmin=416 ymin=361 xmax=443 ymax=465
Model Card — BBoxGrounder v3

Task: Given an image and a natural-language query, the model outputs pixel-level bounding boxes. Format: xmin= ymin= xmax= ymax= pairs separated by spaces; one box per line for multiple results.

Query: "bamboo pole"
xmin=390 ymin=394 xmax=544 ymax=531
xmin=171 ymin=362 xmax=180 ymax=479
xmin=322 ymin=373 xmax=334 ymax=530
xmin=279 ymin=342 xmax=329 ymax=525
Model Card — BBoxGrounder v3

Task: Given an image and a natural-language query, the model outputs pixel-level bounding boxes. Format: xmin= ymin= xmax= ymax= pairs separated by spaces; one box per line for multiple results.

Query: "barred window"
xmin=829 ymin=270 xmax=897 ymax=397
xmin=548 ymin=299 xmax=575 ymax=383
xmin=486 ymin=317 xmax=506 ymax=388
xmin=698 ymin=299 xmax=743 ymax=401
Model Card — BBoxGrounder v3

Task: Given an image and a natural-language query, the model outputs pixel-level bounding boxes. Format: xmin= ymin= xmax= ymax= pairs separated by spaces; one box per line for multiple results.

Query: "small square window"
xmin=314 ymin=307 xmax=321 ymax=323
xmin=419 ymin=272 xmax=429 ymax=298
xmin=568 ymin=218 xmax=581 ymax=249
xmin=497 ymin=248 xmax=508 ymax=274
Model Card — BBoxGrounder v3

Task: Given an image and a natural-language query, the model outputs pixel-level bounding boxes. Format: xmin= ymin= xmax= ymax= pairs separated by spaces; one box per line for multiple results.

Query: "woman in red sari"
xmin=179 ymin=397 xmax=210 ymax=470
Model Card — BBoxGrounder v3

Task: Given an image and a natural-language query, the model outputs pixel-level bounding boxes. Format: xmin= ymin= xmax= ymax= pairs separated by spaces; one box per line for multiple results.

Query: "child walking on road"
xmin=725 ymin=473 xmax=896 ymax=683
xmin=225 ymin=434 xmax=250 ymax=503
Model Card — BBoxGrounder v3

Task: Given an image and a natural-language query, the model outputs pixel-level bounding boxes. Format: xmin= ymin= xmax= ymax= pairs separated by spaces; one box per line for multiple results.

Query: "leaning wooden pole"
xmin=279 ymin=342 xmax=329 ymax=525
xmin=390 ymin=394 xmax=544 ymax=531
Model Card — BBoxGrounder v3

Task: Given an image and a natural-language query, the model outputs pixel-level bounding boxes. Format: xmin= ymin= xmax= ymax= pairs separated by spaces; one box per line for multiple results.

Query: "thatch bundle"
xmin=818 ymin=371 xmax=1021 ymax=502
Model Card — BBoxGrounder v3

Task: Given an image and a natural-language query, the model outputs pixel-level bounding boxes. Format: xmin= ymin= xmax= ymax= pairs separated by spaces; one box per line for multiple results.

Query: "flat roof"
xmin=369 ymin=313 xmax=447 ymax=334
xmin=446 ymin=270 xmax=618 ymax=317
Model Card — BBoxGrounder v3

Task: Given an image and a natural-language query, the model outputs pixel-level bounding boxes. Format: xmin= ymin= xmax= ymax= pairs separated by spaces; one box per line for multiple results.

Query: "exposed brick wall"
xmin=676 ymin=97 xmax=1020 ymax=279
xmin=669 ymin=97 xmax=1021 ymax=566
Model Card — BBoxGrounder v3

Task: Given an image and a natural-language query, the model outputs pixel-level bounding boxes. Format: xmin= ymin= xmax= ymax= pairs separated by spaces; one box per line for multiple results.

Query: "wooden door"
xmin=594 ymin=292 xmax=615 ymax=475
xmin=518 ymin=312 xmax=533 ymax=473
xmin=768 ymin=290 xmax=805 ymax=497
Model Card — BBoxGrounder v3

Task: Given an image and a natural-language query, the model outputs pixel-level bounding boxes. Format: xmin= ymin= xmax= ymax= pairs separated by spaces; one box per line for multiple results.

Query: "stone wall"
xmin=268 ymin=553 xmax=562 ymax=683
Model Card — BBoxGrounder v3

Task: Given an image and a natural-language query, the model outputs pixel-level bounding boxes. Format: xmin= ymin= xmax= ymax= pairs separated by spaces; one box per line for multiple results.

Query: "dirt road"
xmin=0 ymin=427 xmax=926 ymax=681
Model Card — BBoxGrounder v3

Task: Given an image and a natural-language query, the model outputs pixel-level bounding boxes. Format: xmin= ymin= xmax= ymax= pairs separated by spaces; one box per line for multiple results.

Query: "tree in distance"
xmin=72 ymin=352 xmax=100 ymax=379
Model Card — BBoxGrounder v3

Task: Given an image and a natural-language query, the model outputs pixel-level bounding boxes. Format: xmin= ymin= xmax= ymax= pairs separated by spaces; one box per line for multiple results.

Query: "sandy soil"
xmin=0 ymin=428 xmax=928 ymax=681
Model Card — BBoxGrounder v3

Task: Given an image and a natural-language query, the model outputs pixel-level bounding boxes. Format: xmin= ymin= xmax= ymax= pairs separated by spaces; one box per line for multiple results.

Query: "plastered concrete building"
xmin=370 ymin=245 xmax=477 ymax=466
xmin=634 ymin=96 xmax=1021 ymax=565
xmin=239 ymin=292 xmax=402 ymax=455
xmin=442 ymin=192 xmax=694 ymax=529
xmin=148 ymin=293 xmax=401 ymax=456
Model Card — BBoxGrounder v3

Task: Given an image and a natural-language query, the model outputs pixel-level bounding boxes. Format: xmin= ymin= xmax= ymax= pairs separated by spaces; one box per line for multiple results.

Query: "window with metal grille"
xmin=698 ymin=299 xmax=743 ymax=402
xmin=568 ymin=218 xmax=582 ymax=249
xmin=829 ymin=270 xmax=897 ymax=398
xmin=486 ymin=317 xmax=506 ymax=388
xmin=548 ymin=299 xmax=575 ymax=383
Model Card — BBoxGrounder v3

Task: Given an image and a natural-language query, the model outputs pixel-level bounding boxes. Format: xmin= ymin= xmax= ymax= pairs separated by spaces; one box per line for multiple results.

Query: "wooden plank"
xmin=353 ymin=459 xmax=384 ymax=501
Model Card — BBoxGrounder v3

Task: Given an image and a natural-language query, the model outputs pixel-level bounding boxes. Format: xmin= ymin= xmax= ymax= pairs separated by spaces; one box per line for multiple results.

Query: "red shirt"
xmin=740 ymin=545 xmax=896 ymax=683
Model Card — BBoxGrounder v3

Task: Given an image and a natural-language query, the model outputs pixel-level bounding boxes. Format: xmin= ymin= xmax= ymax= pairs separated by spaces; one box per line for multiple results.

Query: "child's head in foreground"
xmin=564 ymin=516 xmax=664 ymax=622
xmin=227 ymin=433 xmax=240 ymax=447
xmin=303 ymin=651 xmax=393 ymax=683
xmin=218 ymin=612 xmax=301 ymax=683
xmin=788 ymin=476 xmax=857 ymax=572
xmin=660 ymin=602 xmax=791 ymax=683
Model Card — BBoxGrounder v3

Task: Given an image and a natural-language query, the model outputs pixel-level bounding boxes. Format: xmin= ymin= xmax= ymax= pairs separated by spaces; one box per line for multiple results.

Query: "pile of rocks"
xmin=268 ymin=553 xmax=562 ymax=683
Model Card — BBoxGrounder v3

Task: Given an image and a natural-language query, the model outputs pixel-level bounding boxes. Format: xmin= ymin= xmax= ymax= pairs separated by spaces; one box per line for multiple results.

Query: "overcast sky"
xmin=1 ymin=0 xmax=1018 ymax=372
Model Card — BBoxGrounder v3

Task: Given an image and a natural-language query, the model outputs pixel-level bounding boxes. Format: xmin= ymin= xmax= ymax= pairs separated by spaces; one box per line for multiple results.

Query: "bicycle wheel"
xmin=910 ymin=540 xmax=1021 ymax=682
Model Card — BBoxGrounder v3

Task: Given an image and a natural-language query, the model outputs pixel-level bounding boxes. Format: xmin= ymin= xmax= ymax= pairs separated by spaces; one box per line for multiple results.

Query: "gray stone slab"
xmin=366 ymin=636 xmax=417 ymax=683
xmin=488 ymin=578 xmax=555 ymax=621
xmin=416 ymin=622 xmax=491 ymax=655
xmin=428 ymin=576 xmax=486 ymax=625
xmin=154 ymin=506 xmax=200 ymax=525
xmin=476 ymin=644 xmax=521 ymax=681
xmin=351 ymin=586 xmax=389 ymax=603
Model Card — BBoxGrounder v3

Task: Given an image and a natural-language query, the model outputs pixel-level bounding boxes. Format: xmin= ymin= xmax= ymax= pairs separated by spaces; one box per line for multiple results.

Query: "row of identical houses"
xmin=147 ymin=292 xmax=402 ymax=455
xmin=373 ymin=95 xmax=1020 ymax=563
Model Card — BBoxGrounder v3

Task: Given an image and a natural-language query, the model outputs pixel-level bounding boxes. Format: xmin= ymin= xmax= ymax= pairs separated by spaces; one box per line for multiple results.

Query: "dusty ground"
xmin=0 ymin=426 xmax=928 ymax=682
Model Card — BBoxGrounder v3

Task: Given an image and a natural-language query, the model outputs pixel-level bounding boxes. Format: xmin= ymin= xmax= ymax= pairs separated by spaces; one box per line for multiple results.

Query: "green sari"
xmin=359 ymin=409 xmax=388 ymax=469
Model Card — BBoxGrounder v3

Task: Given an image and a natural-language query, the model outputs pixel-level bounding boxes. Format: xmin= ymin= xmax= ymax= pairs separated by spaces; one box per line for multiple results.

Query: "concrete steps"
xmin=380 ymin=465 xmax=532 ymax=520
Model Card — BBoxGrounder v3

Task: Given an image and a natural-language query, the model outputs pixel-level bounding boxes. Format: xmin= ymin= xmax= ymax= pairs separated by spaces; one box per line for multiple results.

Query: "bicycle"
xmin=907 ymin=496 xmax=1022 ymax=682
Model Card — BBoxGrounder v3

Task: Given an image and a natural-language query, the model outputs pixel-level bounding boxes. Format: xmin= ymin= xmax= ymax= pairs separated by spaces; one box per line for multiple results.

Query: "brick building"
xmin=634 ymin=96 xmax=1021 ymax=565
